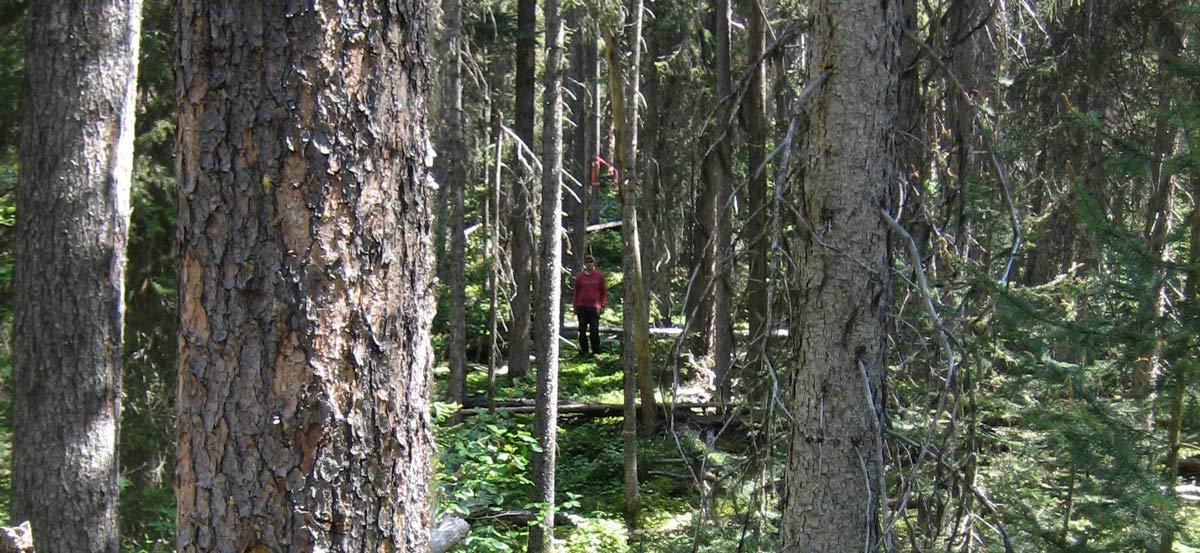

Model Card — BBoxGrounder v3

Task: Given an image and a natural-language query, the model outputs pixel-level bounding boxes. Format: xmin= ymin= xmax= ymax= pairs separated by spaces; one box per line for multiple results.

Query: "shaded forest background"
xmin=1 ymin=0 xmax=1200 ymax=551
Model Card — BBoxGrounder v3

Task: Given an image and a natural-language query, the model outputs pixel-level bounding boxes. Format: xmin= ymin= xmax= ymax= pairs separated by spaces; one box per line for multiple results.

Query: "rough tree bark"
xmin=12 ymin=2 xmax=141 ymax=552
xmin=780 ymin=0 xmax=898 ymax=550
xmin=529 ymin=0 xmax=565 ymax=548
xmin=508 ymin=0 xmax=537 ymax=380
xmin=175 ymin=2 xmax=435 ymax=551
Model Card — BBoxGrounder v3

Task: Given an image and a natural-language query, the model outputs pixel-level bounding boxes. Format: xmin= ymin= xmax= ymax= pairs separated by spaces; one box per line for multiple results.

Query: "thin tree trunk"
xmin=175 ymin=3 xmax=434 ymax=550
xmin=509 ymin=0 xmax=538 ymax=380
xmin=642 ymin=29 xmax=663 ymax=326
xmin=1136 ymin=18 xmax=1182 ymax=397
xmin=568 ymin=21 xmax=591 ymax=270
xmin=688 ymin=154 xmax=716 ymax=358
xmin=604 ymin=2 xmax=650 ymax=523
xmin=780 ymin=0 xmax=898 ymax=550
xmin=648 ymin=66 xmax=677 ymax=328
xmin=710 ymin=0 xmax=729 ymax=400
xmin=529 ymin=0 xmax=565 ymax=548
xmin=446 ymin=0 xmax=468 ymax=405
xmin=12 ymin=2 xmax=141 ymax=551
xmin=1160 ymin=163 xmax=1200 ymax=553
xmin=744 ymin=0 xmax=770 ymax=372
xmin=490 ymin=116 xmax=505 ymax=410
xmin=603 ymin=7 xmax=655 ymax=430
xmin=1154 ymin=15 xmax=1186 ymax=553
xmin=896 ymin=0 xmax=928 ymax=257
xmin=946 ymin=0 xmax=996 ymax=261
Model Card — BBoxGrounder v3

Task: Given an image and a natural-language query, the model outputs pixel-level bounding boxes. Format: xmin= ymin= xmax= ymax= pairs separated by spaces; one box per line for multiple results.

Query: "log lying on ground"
xmin=1177 ymin=484 xmax=1200 ymax=504
xmin=560 ymin=325 xmax=680 ymax=338
xmin=467 ymin=509 xmax=580 ymax=527
xmin=462 ymin=397 xmax=535 ymax=408
xmin=560 ymin=325 xmax=789 ymax=339
xmin=456 ymin=401 xmax=720 ymax=419
xmin=430 ymin=516 xmax=470 ymax=553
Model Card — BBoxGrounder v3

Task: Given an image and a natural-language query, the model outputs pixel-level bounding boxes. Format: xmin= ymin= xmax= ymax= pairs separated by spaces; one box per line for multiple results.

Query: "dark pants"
xmin=576 ymin=307 xmax=601 ymax=355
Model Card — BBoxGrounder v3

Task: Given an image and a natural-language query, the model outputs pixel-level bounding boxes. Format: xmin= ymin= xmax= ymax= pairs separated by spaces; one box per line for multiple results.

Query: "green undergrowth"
xmin=434 ymin=344 xmax=779 ymax=552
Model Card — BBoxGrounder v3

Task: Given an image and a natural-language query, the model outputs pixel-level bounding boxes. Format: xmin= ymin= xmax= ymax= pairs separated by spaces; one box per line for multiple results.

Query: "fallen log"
xmin=467 ymin=509 xmax=580 ymax=527
xmin=456 ymin=401 xmax=720 ymax=419
xmin=461 ymin=397 xmax=534 ymax=409
xmin=430 ymin=516 xmax=470 ymax=553
xmin=560 ymin=325 xmax=789 ymax=339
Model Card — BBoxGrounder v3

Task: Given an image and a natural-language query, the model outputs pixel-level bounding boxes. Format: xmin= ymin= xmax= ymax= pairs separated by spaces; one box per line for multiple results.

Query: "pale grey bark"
xmin=780 ymin=0 xmax=899 ymax=550
xmin=175 ymin=2 xmax=434 ymax=551
xmin=12 ymin=2 xmax=141 ymax=552
xmin=604 ymin=0 xmax=650 ymax=522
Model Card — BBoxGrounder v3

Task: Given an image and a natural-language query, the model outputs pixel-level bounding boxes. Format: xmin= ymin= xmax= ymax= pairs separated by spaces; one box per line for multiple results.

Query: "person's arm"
xmin=600 ymin=272 xmax=607 ymax=310
xmin=572 ymin=274 xmax=580 ymax=309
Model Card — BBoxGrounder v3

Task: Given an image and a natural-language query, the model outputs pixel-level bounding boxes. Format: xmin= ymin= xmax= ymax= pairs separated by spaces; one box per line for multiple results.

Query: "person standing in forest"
xmin=573 ymin=255 xmax=607 ymax=357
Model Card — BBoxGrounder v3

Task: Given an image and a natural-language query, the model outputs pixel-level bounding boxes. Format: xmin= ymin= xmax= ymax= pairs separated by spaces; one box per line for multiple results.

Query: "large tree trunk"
xmin=445 ymin=0 xmax=468 ymax=405
xmin=175 ymin=3 xmax=434 ymax=551
xmin=508 ymin=0 xmax=538 ymax=380
xmin=12 ymin=2 xmax=141 ymax=552
xmin=780 ymin=0 xmax=898 ymax=550
xmin=528 ymin=0 xmax=565 ymax=549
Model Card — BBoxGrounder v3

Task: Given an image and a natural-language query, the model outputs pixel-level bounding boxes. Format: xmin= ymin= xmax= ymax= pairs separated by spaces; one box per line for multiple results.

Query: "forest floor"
xmin=433 ymin=346 xmax=779 ymax=553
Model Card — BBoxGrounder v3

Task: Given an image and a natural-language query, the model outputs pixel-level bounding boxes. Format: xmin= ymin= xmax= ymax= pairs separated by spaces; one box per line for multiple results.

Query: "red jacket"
xmin=573 ymin=270 xmax=607 ymax=309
